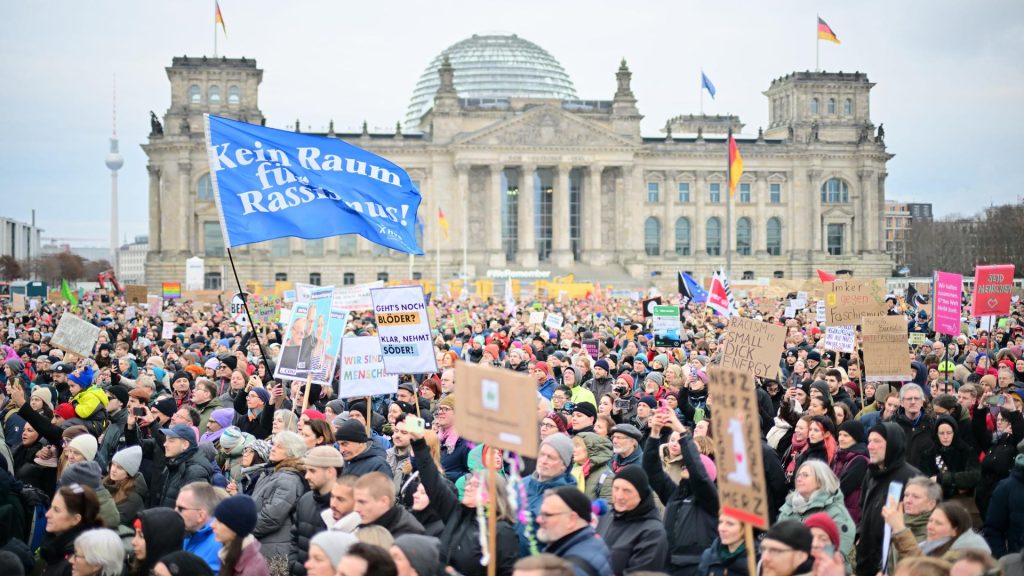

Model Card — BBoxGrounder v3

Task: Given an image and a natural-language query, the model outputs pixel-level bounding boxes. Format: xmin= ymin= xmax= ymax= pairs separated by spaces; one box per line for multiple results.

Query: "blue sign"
xmin=205 ymin=114 xmax=423 ymax=254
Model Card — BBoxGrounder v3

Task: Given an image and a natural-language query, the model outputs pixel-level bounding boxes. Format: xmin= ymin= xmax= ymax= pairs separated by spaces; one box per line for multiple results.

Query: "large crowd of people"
xmin=0 ymin=282 xmax=1023 ymax=576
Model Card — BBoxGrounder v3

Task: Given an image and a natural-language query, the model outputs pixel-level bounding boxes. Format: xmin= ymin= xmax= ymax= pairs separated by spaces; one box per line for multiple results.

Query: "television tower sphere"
xmin=106 ymin=137 xmax=124 ymax=171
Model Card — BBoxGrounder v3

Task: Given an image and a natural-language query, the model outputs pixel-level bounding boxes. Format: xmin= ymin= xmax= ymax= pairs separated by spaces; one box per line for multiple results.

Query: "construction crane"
xmin=97 ymin=269 xmax=123 ymax=294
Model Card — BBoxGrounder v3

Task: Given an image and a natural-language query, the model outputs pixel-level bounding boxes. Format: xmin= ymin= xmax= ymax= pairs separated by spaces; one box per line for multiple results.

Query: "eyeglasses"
xmin=537 ymin=510 xmax=573 ymax=519
xmin=175 ymin=505 xmax=201 ymax=513
xmin=540 ymin=422 xmax=558 ymax=430
xmin=760 ymin=546 xmax=797 ymax=556
xmin=436 ymin=407 xmax=453 ymax=414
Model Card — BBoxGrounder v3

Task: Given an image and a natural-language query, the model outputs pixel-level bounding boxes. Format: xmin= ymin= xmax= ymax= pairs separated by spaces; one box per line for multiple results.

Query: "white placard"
xmin=332 ymin=281 xmax=385 ymax=311
xmin=161 ymin=321 xmax=175 ymax=340
xmin=815 ymin=300 xmax=826 ymax=323
xmin=797 ymin=291 xmax=808 ymax=301
xmin=335 ymin=336 xmax=399 ymax=399
xmin=783 ymin=306 xmax=797 ymax=319
xmin=544 ymin=312 xmax=564 ymax=330
xmin=371 ymin=285 xmax=439 ymax=374
xmin=51 ymin=314 xmax=101 ymax=358
xmin=823 ymin=325 xmax=856 ymax=353
xmin=528 ymin=311 xmax=545 ymax=325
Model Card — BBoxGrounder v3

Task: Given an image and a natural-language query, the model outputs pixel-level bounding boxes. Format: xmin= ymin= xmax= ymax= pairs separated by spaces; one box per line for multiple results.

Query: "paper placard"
xmin=708 ymin=366 xmax=769 ymax=529
xmin=823 ymin=326 xmax=856 ymax=353
xmin=161 ymin=321 xmax=175 ymax=340
xmin=971 ymin=264 xmax=1015 ymax=317
xmin=815 ymin=300 xmax=826 ymax=323
xmin=147 ymin=295 xmax=162 ymax=317
xmin=333 ymin=281 xmax=384 ymax=311
xmin=862 ymin=316 xmax=912 ymax=382
xmin=783 ymin=306 xmax=796 ymax=319
xmin=908 ymin=332 xmax=927 ymax=346
xmin=456 ymin=361 xmax=540 ymax=458
xmin=933 ymin=271 xmax=962 ymax=336
xmin=51 ymin=313 xmax=101 ymax=358
xmin=125 ymin=306 xmax=136 ymax=321
xmin=544 ymin=312 xmax=564 ymax=330
xmin=371 ymin=285 xmax=439 ymax=374
xmin=528 ymin=311 xmax=545 ymax=325
xmin=583 ymin=339 xmax=600 ymax=359
xmin=275 ymin=286 xmax=335 ymax=381
xmin=12 ymin=294 xmax=26 ymax=312
xmin=825 ymin=278 xmax=888 ymax=326
xmin=652 ymin=305 xmax=682 ymax=347
xmin=720 ymin=317 xmax=787 ymax=380
xmin=125 ymin=285 xmax=147 ymax=304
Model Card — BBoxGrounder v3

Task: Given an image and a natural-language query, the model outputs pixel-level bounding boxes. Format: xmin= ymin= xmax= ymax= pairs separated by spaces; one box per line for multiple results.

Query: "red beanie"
xmin=616 ymin=373 xmax=635 ymax=389
xmin=804 ymin=512 xmax=839 ymax=548
xmin=484 ymin=344 xmax=500 ymax=360
xmin=55 ymin=403 xmax=76 ymax=421
xmin=303 ymin=409 xmax=326 ymax=421
xmin=535 ymin=361 xmax=550 ymax=375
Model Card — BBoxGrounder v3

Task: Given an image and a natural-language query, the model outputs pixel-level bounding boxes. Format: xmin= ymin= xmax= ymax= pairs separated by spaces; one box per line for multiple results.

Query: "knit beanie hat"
xmin=594 ymin=359 xmax=611 ymax=372
xmin=335 ymin=419 xmax=369 ymax=443
xmin=219 ymin=426 xmax=245 ymax=451
xmin=59 ymin=461 xmax=103 ymax=490
xmin=393 ymin=535 xmax=441 ymax=576
xmin=484 ymin=344 xmax=501 ymax=360
xmin=616 ymin=373 xmax=634 ymax=389
xmin=211 ymin=407 xmax=235 ymax=430
xmin=652 ymin=354 xmax=670 ymax=369
xmin=804 ymin=512 xmax=840 ymax=548
xmin=107 ymin=385 xmax=129 ymax=406
xmin=67 ymin=433 xmax=98 ymax=461
xmin=764 ymin=519 xmax=813 ymax=553
xmin=572 ymin=401 xmax=597 ymax=420
xmin=249 ymin=439 xmax=272 ymax=463
xmin=214 ymin=495 xmax=258 ymax=537
xmin=310 ymin=531 xmax=358 ymax=569
xmin=439 ymin=394 xmax=456 ymax=410
xmin=614 ymin=465 xmax=651 ymax=500
xmin=171 ymin=371 xmax=193 ymax=387
xmin=250 ymin=387 xmax=270 ymax=405
xmin=644 ymin=372 xmax=665 ymax=387
xmin=838 ymin=420 xmax=866 ymax=444
xmin=638 ymin=396 xmax=657 ymax=409
xmin=541 ymin=433 xmax=574 ymax=468
xmin=304 ymin=445 xmax=344 ymax=468
xmin=154 ymin=397 xmax=177 ymax=418
xmin=112 ymin=445 xmax=143 ymax=477
xmin=156 ymin=551 xmax=215 ymax=576
xmin=54 ymin=403 xmax=76 ymax=420
xmin=700 ymin=454 xmax=718 ymax=482
xmin=326 ymin=399 xmax=346 ymax=416
xmin=552 ymin=485 xmax=593 ymax=522
xmin=31 ymin=387 xmax=54 ymax=410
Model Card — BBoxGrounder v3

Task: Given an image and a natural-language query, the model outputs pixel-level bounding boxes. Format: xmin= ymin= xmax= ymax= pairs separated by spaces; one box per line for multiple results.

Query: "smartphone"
xmin=133 ymin=407 xmax=148 ymax=418
xmin=986 ymin=395 xmax=1005 ymax=406
xmin=657 ymin=399 xmax=669 ymax=414
xmin=405 ymin=415 xmax=426 ymax=435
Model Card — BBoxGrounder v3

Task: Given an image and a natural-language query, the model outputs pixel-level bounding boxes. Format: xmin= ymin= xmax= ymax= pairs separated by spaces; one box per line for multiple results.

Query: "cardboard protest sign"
xmin=652 ymin=305 xmax=682 ymax=347
xmin=12 ymin=294 xmax=25 ymax=312
xmin=251 ymin=295 xmax=283 ymax=324
xmin=528 ymin=311 xmax=545 ymax=325
xmin=708 ymin=366 xmax=769 ymax=529
xmin=162 ymin=282 xmax=181 ymax=300
xmin=933 ymin=271 xmax=962 ymax=336
xmin=51 ymin=313 xmax=101 ymax=358
xmin=335 ymin=336 xmax=398 ymax=398
xmin=275 ymin=286 xmax=335 ymax=381
xmin=971 ymin=265 xmax=1015 ymax=317
xmin=371 ymin=285 xmax=438 ymax=374
xmin=544 ymin=312 xmax=564 ymax=330
xmin=147 ymin=295 xmax=162 ymax=317
xmin=823 ymin=326 xmax=856 ymax=353
xmin=720 ymin=317 xmax=786 ymax=380
xmin=455 ymin=361 xmax=540 ymax=458
xmin=861 ymin=316 xmax=912 ymax=382
xmin=333 ymin=281 xmax=384 ymax=310
xmin=125 ymin=285 xmax=147 ymax=304
xmin=825 ymin=278 xmax=887 ymax=326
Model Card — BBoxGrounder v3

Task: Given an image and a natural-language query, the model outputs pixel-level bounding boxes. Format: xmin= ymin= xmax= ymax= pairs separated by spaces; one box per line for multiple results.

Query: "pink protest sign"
xmin=971 ymin=265 xmax=1015 ymax=317
xmin=933 ymin=271 xmax=962 ymax=336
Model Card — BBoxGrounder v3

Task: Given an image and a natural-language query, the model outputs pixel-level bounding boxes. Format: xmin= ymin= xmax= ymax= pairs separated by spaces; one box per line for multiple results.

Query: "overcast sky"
xmin=2 ymin=1 xmax=1022 ymax=249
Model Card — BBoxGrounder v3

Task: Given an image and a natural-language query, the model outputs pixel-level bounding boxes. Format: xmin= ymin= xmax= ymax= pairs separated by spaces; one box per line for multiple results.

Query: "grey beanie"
xmin=310 ymin=531 xmax=358 ymax=569
xmin=644 ymin=372 xmax=665 ymax=387
xmin=59 ymin=461 xmax=103 ymax=490
xmin=394 ymin=534 xmax=441 ymax=576
xmin=540 ymin=433 xmax=574 ymax=468
xmin=112 ymin=445 xmax=143 ymax=477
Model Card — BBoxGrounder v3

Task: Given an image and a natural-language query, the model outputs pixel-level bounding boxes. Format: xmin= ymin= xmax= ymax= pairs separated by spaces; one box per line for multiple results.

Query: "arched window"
xmin=811 ymin=98 xmax=819 ymax=114
xmin=844 ymin=98 xmax=852 ymax=115
xmin=736 ymin=218 xmax=752 ymax=256
xmin=706 ymin=217 xmax=721 ymax=256
xmin=197 ymin=174 xmax=213 ymax=200
xmin=827 ymin=98 xmax=836 ymax=114
xmin=821 ymin=178 xmax=849 ymax=203
xmin=644 ymin=217 xmax=661 ymax=256
xmin=189 ymin=85 xmax=201 ymax=104
xmin=767 ymin=218 xmax=782 ymax=255
xmin=209 ymin=85 xmax=221 ymax=103
xmin=228 ymin=85 xmax=241 ymax=105
xmin=674 ymin=217 xmax=691 ymax=256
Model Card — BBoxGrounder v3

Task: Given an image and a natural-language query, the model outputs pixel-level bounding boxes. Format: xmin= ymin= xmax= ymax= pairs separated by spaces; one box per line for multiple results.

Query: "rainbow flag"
xmin=437 ymin=207 xmax=450 ymax=240
xmin=818 ymin=17 xmax=840 ymax=44
xmin=215 ymin=1 xmax=227 ymax=35
xmin=728 ymin=133 xmax=743 ymax=196
xmin=162 ymin=282 xmax=182 ymax=300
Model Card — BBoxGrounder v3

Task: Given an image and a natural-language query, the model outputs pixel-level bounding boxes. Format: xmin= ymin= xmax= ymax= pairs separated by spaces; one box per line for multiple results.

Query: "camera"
xmin=614 ymin=399 xmax=632 ymax=411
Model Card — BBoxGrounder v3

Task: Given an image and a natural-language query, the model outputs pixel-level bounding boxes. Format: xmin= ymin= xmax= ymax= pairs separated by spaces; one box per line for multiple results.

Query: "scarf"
xmin=786 ymin=435 xmax=808 ymax=478
xmin=438 ymin=425 xmax=460 ymax=453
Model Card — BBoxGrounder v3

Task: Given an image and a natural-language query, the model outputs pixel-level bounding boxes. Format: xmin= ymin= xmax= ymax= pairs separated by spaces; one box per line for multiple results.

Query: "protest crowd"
xmin=0 ymin=274 xmax=1023 ymax=576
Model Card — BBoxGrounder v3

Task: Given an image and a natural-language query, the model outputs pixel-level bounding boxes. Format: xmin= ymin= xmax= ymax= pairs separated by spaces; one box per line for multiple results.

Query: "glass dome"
xmin=405 ymin=33 xmax=578 ymax=129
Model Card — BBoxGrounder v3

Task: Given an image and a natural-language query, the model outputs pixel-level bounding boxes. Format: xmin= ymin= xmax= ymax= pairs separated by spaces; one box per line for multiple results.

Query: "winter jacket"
xmin=361 ymin=504 xmax=425 ymax=537
xmin=342 ymin=443 xmax=393 ymax=477
xmin=37 ymin=523 xmax=90 ymax=576
xmin=439 ymin=433 xmax=471 ymax=483
xmin=411 ymin=438 xmax=517 ymax=576
xmin=584 ymin=376 xmax=615 ymax=404
xmin=762 ymin=439 xmax=789 ymax=525
xmin=545 ymin=526 xmax=613 ymax=576
xmin=831 ymin=443 xmax=869 ymax=524
xmin=573 ymin=432 xmax=614 ymax=501
xmin=892 ymin=409 xmax=936 ymax=471
xmin=195 ymin=398 xmax=223 ymax=435
xmin=184 ymin=520 xmax=223 ymax=573
xmin=596 ymin=492 xmax=669 ymax=575
xmin=697 ymin=538 xmax=755 ymax=576
xmin=232 ymin=390 xmax=275 ymax=439
xmin=610 ymin=445 xmax=642 ymax=473
xmin=975 ymin=408 xmax=1024 ymax=519
xmin=221 ymin=535 xmax=271 ymax=576
xmin=918 ymin=415 xmax=980 ymax=501
xmin=985 ymin=464 xmax=1024 ymax=557
xmin=519 ymin=468 xmax=577 ymax=557
xmin=71 ymin=381 xmax=107 ymax=420
xmin=96 ymin=406 xmax=127 ymax=472
xmin=104 ymin=472 xmax=148 ymax=526
xmin=644 ymin=430 xmax=718 ymax=576
xmin=659 ymin=441 xmax=685 ymax=484
xmin=778 ymin=488 xmax=856 ymax=570
xmin=892 ymin=525 xmax=991 ymax=561
xmin=250 ymin=460 xmax=307 ymax=561
xmin=856 ymin=422 xmax=922 ymax=576
xmin=152 ymin=445 xmax=214 ymax=508
xmin=288 ymin=487 xmax=331 ymax=576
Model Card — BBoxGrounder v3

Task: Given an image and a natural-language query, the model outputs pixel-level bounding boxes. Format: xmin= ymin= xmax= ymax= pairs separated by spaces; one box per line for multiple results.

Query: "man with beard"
xmin=536 ymin=487 xmax=612 ymax=576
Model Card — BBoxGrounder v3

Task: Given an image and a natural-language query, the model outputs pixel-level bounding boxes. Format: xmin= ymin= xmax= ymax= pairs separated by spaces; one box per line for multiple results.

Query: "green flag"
xmin=61 ymin=279 xmax=79 ymax=308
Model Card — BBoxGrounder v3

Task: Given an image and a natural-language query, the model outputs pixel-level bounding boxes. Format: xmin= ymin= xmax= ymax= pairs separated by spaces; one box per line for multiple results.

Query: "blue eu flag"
xmin=205 ymin=114 xmax=424 ymax=255
xmin=701 ymin=71 xmax=716 ymax=99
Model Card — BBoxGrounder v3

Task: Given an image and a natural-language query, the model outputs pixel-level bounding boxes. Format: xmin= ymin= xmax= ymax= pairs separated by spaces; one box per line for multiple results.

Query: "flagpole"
xmin=435 ymin=217 xmax=441 ymax=297
xmin=700 ymin=73 xmax=704 ymax=115
xmin=226 ymin=247 xmax=272 ymax=376
xmin=726 ymin=129 xmax=733 ymax=280
xmin=815 ymin=15 xmax=819 ymax=72
xmin=213 ymin=1 xmax=218 ymax=58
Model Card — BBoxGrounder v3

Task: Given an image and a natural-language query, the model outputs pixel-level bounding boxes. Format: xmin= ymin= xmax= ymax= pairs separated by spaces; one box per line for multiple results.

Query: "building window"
xmin=338 ymin=236 xmax=357 ymax=256
xmin=742 ymin=271 xmax=755 ymax=280
xmin=644 ymin=217 xmax=660 ymax=256
xmin=271 ymin=238 xmax=289 ymax=257
xmin=197 ymin=174 xmax=214 ymax=201
xmin=371 ymin=242 xmax=389 ymax=257
xmin=203 ymin=222 xmax=224 ymax=257
xmin=674 ymin=217 xmax=691 ymax=256
xmin=569 ymin=168 xmax=582 ymax=261
xmin=767 ymin=218 xmax=782 ymax=256
xmin=412 ymin=272 xmax=422 ymax=281
xmin=770 ymin=183 xmax=781 ymax=204
xmin=305 ymin=239 xmax=324 ymax=257
xmin=343 ymin=272 xmax=355 ymax=285
xmin=827 ymin=98 xmax=836 ymax=114
xmin=275 ymin=272 xmax=288 ymax=282
xmin=501 ymin=170 xmax=519 ymax=262
xmin=678 ymin=182 xmax=690 ymax=203
xmin=706 ymin=217 xmax=721 ymax=256
xmin=821 ymin=178 xmax=849 ymax=203
xmin=774 ymin=270 xmax=785 ymax=279
xmin=811 ymin=98 xmax=819 ymax=114
xmin=377 ymin=272 xmax=389 ymax=283
xmin=736 ymin=218 xmax=752 ymax=256
xmin=647 ymin=182 xmax=660 ymax=203
xmin=189 ymin=85 xmax=201 ymax=104
xmin=844 ymin=98 xmax=852 ymax=115
xmin=738 ymin=183 xmax=750 ymax=203
xmin=309 ymin=273 xmax=321 ymax=286
xmin=209 ymin=85 xmax=221 ymax=104
xmin=709 ymin=183 xmax=721 ymax=204
xmin=204 ymin=272 xmax=222 ymax=290
xmin=228 ymin=86 xmax=240 ymax=105
xmin=827 ymin=223 xmax=844 ymax=255
xmin=535 ymin=169 xmax=554 ymax=261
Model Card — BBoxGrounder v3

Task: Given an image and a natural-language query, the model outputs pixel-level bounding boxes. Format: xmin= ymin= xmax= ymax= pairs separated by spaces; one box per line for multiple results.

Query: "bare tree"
xmin=0 ymin=255 xmax=22 ymax=281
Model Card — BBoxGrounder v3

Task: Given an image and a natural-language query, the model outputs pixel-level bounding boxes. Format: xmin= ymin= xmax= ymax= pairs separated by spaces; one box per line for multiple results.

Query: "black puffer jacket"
xmin=595 ymin=491 xmax=669 ymax=575
xmin=975 ymin=407 xmax=1024 ymax=519
xmin=288 ymin=487 xmax=331 ymax=576
xmin=152 ymin=444 xmax=214 ymax=508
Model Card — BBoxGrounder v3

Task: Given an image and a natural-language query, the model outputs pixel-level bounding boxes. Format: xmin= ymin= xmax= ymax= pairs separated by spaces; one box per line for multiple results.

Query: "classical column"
xmin=584 ymin=165 xmax=604 ymax=264
xmin=857 ymin=170 xmax=871 ymax=254
xmin=876 ymin=172 xmax=888 ymax=252
xmin=663 ymin=171 xmax=677 ymax=256
xmin=551 ymin=163 xmax=572 ymax=267
xmin=147 ymin=166 xmax=162 ymax=253
xmin=178 ymin=162 xmax=192 ymax=255
xmin=694 ymin=170 xmax=707 ymax=254
xmin=626 ymin=164 xmax=645 ymax=256
xmin=517 ymin=164 xmax=537 ymax=267
xmin=755 ymin=172 xmax=768 ymax=254
xmin=488 ymin=164 xmax=506 ymax=266
xmin=455 ymin=163 xmax=470 ymax=277
xmin=808 ymin=170 xmax=823 ymax=252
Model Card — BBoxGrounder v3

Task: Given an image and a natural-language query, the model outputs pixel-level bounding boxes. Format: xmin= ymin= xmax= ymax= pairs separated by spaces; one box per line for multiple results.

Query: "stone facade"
xmin=144 ymin=54 xmax=893 ymax=290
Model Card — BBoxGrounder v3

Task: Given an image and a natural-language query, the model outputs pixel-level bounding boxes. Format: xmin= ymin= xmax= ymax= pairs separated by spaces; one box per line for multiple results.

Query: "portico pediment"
xmin=453 ymin=105 xmax=636 ymax=149
xmin=822 ymin=205 xmax=856 ymax=219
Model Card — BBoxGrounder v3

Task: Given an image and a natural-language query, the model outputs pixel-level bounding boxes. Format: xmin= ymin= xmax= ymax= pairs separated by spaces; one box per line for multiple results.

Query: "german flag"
xmin=818 ymin=17 xmax=840 ymax=44
xmin=437 ymin=207 xmax=450 ymax=240
xmin=215 ymin=1 xmax=227 ymax=35
xmin=728 ymin=133 xmax=743 ymax=196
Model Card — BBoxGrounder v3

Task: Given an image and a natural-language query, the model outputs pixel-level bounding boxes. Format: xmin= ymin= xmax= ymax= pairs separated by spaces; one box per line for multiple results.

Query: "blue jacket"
xmin=545 ymin=526 xmax=613 ymax=576
xmin=538 ymin=377 xmax=556 ymax=400
xmin=518 ymin=470 xmax=576 ymax=556
xmin=985 ymin=465 xmax=1024 ymax=557
xmin=183 ymin=521 xmax=222 ymax=572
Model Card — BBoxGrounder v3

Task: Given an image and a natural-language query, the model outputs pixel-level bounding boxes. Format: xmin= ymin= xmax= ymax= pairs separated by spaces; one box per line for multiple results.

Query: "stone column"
xmin=488 ymin=164 xmax=506 ymax=266
xmin=808 ymin=170 xmax=823 ymax=252
xmin=628 ymin=165 xmax=645 ymax=255
xmin=178 ymin=162 xmax=192 ymax=255
xmin=755 ymin=172 xmax=768 ymax=254
xmin=455 ymin=164 xmax=470 ymax=274
xmin=663 ymin=171 xmax=677 ymax=256
xmin=517 ymin=164 xmax=538 ymax=267
xmin=583 ymin=165 xmax=604 ymax=264
xmin=147 ymin=166 xmax=162 ymax=253
xmin=552 ymin=163 xmax=572 ymax=267
xmin=876 ymin=172 xmax=887 ymax=253
xmin=694 ymin=170 xmax=707 ymax=254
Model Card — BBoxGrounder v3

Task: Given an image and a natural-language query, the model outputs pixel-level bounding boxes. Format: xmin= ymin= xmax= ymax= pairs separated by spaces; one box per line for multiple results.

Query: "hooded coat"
xmin=573 ymin=432 xmax=615 ymax=501
xmin=892 ymin=405 xmax=936 ymax=472
xmin=855 ymin=422 xmax=922 ymax=576
xmin=136 ymin=507 xmax=186 ymax=576
xmin=152 ymin=439 xmax=215 ymax=508
xmin=778 ymin=488 xmax=856 ymax=569
xmin=831 ymin=441 xmax=869 ymax=523
xmin=918 ymin=415 xmax=980 ymax=500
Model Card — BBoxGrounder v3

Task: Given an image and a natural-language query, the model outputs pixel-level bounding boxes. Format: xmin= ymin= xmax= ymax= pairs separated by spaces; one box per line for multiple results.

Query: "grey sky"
xmin=2 ymin=1 xmax=1022 ymax=249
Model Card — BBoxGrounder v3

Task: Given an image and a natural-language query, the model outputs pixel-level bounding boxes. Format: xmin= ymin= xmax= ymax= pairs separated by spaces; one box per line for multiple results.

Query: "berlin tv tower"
xmin=105 ymin=77 xmax=124 ymax=271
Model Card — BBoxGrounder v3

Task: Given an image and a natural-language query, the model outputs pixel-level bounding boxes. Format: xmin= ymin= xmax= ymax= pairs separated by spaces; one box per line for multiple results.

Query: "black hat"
xmin=154 ymin=397 xmax=177 ymax=419
xmin=157 ymin=551 xmax=215 ymax=576
xmin=171 ymin=370 xmax=193 ymax=386
xmin=335 ymin=419 xmax=369 ymax=443
xmin=552 ymin=486 xmax=593 ymax=522
xmin=614 ymin=465 xmax=651 ymax=500
xmin=571 ymin=401 xmax=597 ymax=420
xmin=214 ymin=495 xmax=258 ymax=537
xmin=811 ymin=415 xmax=837 ymax=438
xmin=807 ymin=350 xmax=822 ymax=362
xmin=219 ymin=355 xmax=237 ymax=371
xmin=107 ymin=384 xmax=129 ymax=406
xmin=764 ymin=519 xmax=813 ymax=554
xmin=838 ymin=420 xmax=865 ymax=444
xmin=53 ymin=362 xmax=74 ymax=375
xmin=397 ymin=381 xmax=416 ymax=394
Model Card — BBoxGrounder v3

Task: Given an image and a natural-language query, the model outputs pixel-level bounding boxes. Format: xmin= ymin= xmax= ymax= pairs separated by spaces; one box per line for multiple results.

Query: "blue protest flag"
xmin=680 ymin=271 xmax=708 ymax=303
xmin=701 ymin=71 xmax=716 ymax=99
xmin=204 ymin=114 xmax=424 ymax=255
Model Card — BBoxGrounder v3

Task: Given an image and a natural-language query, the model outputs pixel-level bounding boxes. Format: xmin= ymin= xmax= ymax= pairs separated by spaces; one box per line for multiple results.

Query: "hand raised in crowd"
xmin=8 ymin=380 xmax=26 ymax=408
xmin=881 ymin=496 xmax=906 ymax=532
xmin=812 ymin=549 xmax=846 ymax=576
xmin=226 ymin=480 xmax=238 ymax=496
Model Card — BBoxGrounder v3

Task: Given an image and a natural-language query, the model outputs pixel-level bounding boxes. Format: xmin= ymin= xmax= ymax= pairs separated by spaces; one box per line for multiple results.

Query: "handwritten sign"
xmin=456 ymin=361 xmax=539 ymax=458
xmin=720 ymin=317 xmax=786 ymax=380
xmin=528 ymin=311 xmax=545 ymax=325
xmin=825 ymin=278 xmax=888 ymax=326
xmin=861 ymin=316 xmax=911 ymax=382
xmin=333 ymin=280 xmax=385 ymax=311
xmin=12 ymin=294 xmax=26 ymax=312
xmin=933 ymin=271 xmax=962 ymax=336
xmin=51 ymin=313 xmax=101 ymax=358
xmin=971 ymin=264 xmax=1014 ymax=317
xmin=815 ymin=300 xmax=826 ymax=323
xmin=125 ymin=285 xmax=147 ymax=304
xmin=708 ymin=366 xmax=769 ymax=529
xmin=823 ymin=325 xmax=856 ymax=353
xmin=161 ymin=321 xmax=175 ymax=340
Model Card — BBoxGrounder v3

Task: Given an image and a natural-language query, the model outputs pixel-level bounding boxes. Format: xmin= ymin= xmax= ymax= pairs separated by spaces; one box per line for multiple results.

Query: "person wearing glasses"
xmin=892 ymin=383 xmax=937 ymax=471
xmin=536 ymin=486 xmax=612 ymax=576
xmin=758 ymin=520 xmax=814 ymax=576
xmin=177 ymin=481 xmax=227 ymax=572
xmin=70 ymin=527 xmax=125 ymax=576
